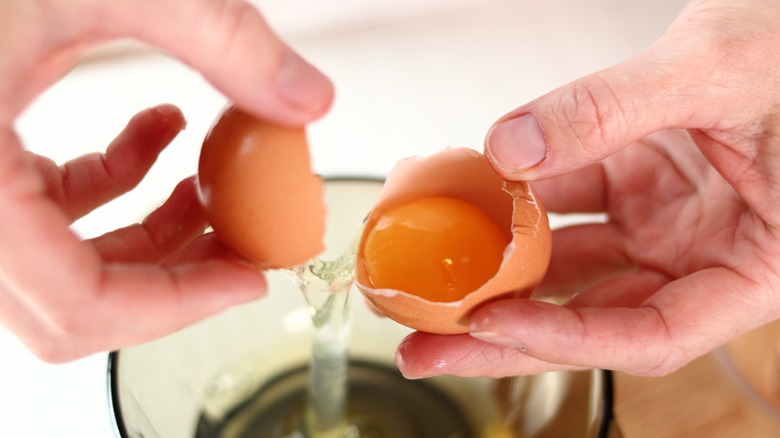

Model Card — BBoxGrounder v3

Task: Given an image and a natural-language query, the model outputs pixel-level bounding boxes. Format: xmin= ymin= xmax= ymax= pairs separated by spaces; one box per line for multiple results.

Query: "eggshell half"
xmin=355 ymin=148 xmax=551 ymax=334
xmin=197 ymin=105 xmax=325 ymax=269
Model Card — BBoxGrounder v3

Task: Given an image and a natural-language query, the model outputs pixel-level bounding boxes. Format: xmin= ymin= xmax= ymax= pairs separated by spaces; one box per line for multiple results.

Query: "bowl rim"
xmin=107 ymin=351 xmax=127 ymax=438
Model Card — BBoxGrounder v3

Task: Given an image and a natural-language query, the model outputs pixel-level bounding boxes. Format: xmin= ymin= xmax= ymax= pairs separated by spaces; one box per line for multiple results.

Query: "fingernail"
xmin=486 ymin=114 xmax=547 ymax=173
xmin=395 ymin=346 xmax=421 ymax=379
xmin=144 ymin=104 xmax=186 ymax=144
xmin=395 ymin=337 xmax=426 ymax=379
xmin=276 ymin=51 xmax=334 ymax=116
xmin=470 ymin=330 xmax=527 ymax=351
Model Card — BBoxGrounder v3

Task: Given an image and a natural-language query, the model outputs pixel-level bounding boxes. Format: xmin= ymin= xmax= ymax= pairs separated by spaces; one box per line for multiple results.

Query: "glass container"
xmin=107 ymin=178 xmax=618 ymax=438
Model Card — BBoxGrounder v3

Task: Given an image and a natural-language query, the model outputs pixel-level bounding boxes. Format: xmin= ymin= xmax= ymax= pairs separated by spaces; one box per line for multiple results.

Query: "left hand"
xmin=0 ymin=0 xmax=333 ymax=362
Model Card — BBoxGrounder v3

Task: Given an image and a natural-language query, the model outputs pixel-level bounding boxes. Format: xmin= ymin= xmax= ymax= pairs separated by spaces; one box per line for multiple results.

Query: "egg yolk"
xmin=362 ymin=197 xmax=509 ymax=302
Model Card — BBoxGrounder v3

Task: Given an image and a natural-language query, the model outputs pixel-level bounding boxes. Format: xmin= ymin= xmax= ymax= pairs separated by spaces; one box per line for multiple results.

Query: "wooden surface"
xmin=613 ymin=321 xmax=780 ymax=437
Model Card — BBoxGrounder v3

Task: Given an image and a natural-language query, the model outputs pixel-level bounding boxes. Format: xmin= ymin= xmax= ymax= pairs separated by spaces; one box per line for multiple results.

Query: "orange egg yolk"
xmin=362 ymin=197 xmax=509 ymax=302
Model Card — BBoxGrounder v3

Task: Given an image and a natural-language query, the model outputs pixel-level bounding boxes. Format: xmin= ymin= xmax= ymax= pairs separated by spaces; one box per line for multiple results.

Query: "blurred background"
xmin=8 ymin=0 xmax=756 ymax=436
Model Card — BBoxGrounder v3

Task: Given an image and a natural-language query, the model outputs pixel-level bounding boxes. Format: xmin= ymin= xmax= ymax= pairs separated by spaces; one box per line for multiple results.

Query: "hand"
xmin=0 ymin=0 xmax=334 ymax=362
xmin=397 ymin=0 xmax=780 ymax=378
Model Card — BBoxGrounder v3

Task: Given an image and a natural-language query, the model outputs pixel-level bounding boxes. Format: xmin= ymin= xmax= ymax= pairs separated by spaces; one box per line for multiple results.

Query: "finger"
xmin=469 ymin=299 xmax=673 ymax=376
xmin=97 ymin=0 xmax=334 ymax=126
xmin=24 ymin=259 xmax=266 ymax=362
xmin=399 ymin=269 xmax=667 ymax=378
xmin=163 ymin=232 xmax=242 ymax=266
xmin=34 ymin=104 xmax=186 ymax=220
xmin=395 ymin=332 xmax=583 ymax=379
xmin=469 ymin=267 xmax=775 ymax=376
xmin=90 ymin=176 xmax=207 ymax=264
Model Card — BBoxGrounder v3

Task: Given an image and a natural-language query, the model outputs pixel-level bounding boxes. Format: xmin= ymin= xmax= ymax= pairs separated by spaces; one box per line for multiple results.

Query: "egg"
xmin=197 ymin=104 xmax=325 ymax=269
xmin=355 ymin=148 xmax=551 ymax=334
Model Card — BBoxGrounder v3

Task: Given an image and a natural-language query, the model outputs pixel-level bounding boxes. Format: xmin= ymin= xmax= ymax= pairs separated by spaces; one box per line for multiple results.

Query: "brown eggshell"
xmin=197 ymin=105 xmax=325 ymax=269
xmin=355 ymin=148 xmax=551 ymax=334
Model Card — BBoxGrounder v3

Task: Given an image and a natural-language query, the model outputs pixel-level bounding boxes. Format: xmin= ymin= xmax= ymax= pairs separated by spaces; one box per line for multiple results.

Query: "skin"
xmin=4 ymin=0 xmax=777 ymax=382
xmin=397 ymin=0 xmax=780 ymax=378
xmin=0 ymin=0 xmax=333 ymax=362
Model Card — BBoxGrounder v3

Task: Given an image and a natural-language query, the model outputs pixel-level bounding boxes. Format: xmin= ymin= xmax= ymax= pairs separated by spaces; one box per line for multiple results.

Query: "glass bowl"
xmin=107 ymin=178 xmax=618 ymax=438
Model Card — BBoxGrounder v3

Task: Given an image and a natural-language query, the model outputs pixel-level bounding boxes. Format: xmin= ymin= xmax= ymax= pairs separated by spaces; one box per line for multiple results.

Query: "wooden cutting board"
xmin=614 ymin=320 xmax=780 ymax=437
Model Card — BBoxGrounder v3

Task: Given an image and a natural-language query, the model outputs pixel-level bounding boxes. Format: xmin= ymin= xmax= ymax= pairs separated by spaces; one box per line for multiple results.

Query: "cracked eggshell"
xmin=355 ymin=148 xmax=551 ymax=334
xmin=197 ymin=105 xmax=325 ymax=269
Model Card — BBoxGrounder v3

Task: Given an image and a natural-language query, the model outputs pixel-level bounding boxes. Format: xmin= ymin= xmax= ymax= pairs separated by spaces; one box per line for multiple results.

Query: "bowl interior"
xmin=108 ymin=178 xmax=616 ymax=438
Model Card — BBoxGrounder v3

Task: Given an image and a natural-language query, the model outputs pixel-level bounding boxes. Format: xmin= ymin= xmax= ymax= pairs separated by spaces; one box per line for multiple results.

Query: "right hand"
xmin=397 ymin=0 xmax=780 ymax=379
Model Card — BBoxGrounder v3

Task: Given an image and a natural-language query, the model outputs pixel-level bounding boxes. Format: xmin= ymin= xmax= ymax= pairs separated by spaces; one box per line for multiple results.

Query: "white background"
xmin=1 ymin=1 xmax=682 ymax=436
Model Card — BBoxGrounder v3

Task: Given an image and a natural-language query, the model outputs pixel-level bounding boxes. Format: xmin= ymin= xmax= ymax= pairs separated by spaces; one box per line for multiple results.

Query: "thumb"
xmin=484 ymin=53 xmax=691 ymax=181
xmin=485 ymin=0 xmax=780 ymax=181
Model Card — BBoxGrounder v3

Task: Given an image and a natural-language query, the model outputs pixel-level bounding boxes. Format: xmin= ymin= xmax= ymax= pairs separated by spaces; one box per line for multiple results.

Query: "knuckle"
xmin=630 ymin=342 xmax=691 ymax=377
xmin=558 ymin=75 xmax=629 ymax=156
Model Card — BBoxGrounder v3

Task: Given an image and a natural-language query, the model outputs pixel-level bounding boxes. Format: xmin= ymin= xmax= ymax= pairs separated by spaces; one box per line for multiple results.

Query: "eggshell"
xmin=355 ymin=148 xmax=551 ymax=334
xmin=197 ymin=105 xmax=325 ymax=269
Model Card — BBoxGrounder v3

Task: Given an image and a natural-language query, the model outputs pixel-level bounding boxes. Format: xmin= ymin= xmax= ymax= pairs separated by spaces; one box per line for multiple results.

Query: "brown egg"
xmin=197 ymin=104 xmax=325 ymax=269
xmin=355 ymin=148 xmax=551 ymax=334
